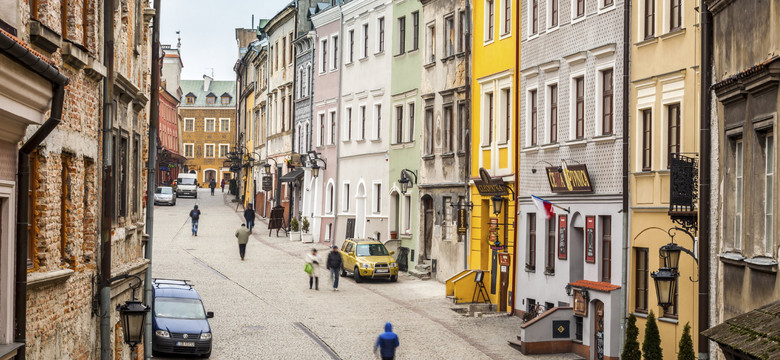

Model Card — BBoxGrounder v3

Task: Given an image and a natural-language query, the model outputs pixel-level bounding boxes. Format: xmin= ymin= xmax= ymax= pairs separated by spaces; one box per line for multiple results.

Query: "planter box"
xmin=301 ymin=233 xmax=314 ymax=243
xmin=289 ymin=231 xmax=301 ymax=241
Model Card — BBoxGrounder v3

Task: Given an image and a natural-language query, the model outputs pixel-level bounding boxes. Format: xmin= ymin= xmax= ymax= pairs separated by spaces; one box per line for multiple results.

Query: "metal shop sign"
xmin=457 ymin=209 xmax=468 ymax=235
xmin=585 ymin=216 xmax=596 ymax=263
xmin=488 ymin=218 xmax=499 ymax=243
xmin=546 ymin=164 xmax=593 ymax=193
xmin=573 ymin=289 xmax=588 ymax=316
xmin=474 ymin=168 xmax=508 ymax=196
xmin=288 ymin=153 xmax=304 ymax=167
xmin=261 ymin=175 xmax=273 ymax=191
xmin=558 ymin=215 xmax=568 ymax=260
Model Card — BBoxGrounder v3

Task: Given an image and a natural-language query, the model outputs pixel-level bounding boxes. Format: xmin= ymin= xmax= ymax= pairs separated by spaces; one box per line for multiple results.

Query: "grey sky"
xmin=160 ymin=0 xmax=291 ymax=81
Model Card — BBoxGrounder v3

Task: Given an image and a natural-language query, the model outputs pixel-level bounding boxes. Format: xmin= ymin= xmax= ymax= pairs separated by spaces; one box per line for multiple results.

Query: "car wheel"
xmin=390 ymin=275 xmax=398 ymax=282
xmin=354 ymin=267 xmax=362 ymax=283
xmin=201 ymin=350 xmax=211 ymax=358
xmin=341 ymin=266 xmax=347 ymax=277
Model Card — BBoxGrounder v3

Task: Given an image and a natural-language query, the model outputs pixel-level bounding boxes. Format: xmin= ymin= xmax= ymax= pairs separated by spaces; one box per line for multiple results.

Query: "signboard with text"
xmin=573 ymin=289 xmax=588 ymax=316
xmin=546 ymin=164 xmax=594 ymax=193
xmin=585 ymin=216 xmax=596 ymax=263
xmin=474 ymin=168 xmax=509 ymax=196
xmin=558 ymin=215 xmax=568 ymax=260
xmin=457 ymin=209 xmax=468 ymax=235
xmin=488 ymin=218 xmax=499 ymax=243
xmin=262 ymin=175 xmax=273 ymax=191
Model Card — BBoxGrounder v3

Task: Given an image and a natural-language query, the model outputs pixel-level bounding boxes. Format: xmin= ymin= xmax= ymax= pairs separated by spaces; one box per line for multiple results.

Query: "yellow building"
xmin=629 ymin=0 xmax=701 ymax=357
xmin=467 ymin=0 xmax=517 ymax=311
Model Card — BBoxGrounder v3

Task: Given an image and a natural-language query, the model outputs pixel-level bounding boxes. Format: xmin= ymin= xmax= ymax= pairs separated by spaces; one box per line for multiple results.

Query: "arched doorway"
xmin=355 ymin=181 xmax=366 ymax=238
xmin=593 ymin=300 xmax=605 ymax=360
xmin=421 ymin=195 xmax=433 ymax=261
xmin=204 ymin=169 xmax=216 ymax=184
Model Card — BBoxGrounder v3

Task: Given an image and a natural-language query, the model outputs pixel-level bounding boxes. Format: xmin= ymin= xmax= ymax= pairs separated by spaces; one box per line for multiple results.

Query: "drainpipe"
xmin=333 ymin=1 xmax=344 ymax=242
xmin=100 ymin=0 xmax=117 ymax=357
xmin=463 ymin=0 xmax=472 ymax=272
xmin=619 ymin=0 xmax=631 ymax=353
xmin=698 ymin=3 xmax=712 ymax=358
xmin=4 ymin=30 xmax=70 ymax=360
xmin=509 ymin=0 xmax=519 ymax=316
xmin=144 ymin=0 xmax=162 ymax=358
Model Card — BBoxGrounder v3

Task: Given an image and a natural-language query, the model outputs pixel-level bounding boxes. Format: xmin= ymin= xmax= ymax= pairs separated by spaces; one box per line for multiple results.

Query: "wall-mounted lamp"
xmin=398 ymin=169 xmax=418 ymax=194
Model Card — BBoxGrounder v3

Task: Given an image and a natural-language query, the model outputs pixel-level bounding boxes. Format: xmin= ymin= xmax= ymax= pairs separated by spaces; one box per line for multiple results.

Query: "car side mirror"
xmin=206 ymin=311 xmax=214 ymax=318
xmin=390 ymin=251 xmax=395 ymax=255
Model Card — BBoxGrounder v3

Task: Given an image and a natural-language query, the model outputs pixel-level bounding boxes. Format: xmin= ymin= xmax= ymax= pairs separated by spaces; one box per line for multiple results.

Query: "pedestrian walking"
xmin=209 ymin=178 xmax=216 ymax=196
xmin=220 ymin=178 xmax=226 ymax=192
xmin=189 ymin=205 xmax=201 ymax=236
xmin=326 ymin=245 xmax=343 ymax=291
xmin=305 ymin=248 xmax=320 ymax=290
xmin=244 ymin=204 xmax=256 ymax=232
xmin=373 ymin=322 xmax=399 ymax=360
xmin=235 ymin=224 xmax=251 ymax=260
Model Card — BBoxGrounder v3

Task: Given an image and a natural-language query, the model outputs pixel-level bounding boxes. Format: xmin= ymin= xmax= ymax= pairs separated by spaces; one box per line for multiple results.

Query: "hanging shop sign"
xmin=585 ymin=216 xmax=596 ymax=263
xmin=488 ymin=218 xmax=499 ymax=243
xmin=261 ymin=175 xmax=273 ymax=191
xmin=474 ymin=168 xmax=509 ymax=196
xmin=573 ymin=289 xmax=588 ymax=316
xmin=288 ymin=153 xmax=304 ymax=167
xmin=457 ymin=209 xmax=468 ymax=235
xmin=558 ymin=215 xmax=568 ymax=260
xmin=546 ymin=164 xmax=593 ymax=193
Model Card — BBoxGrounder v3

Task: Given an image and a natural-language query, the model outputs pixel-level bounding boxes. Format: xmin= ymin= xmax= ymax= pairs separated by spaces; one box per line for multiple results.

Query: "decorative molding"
xmin=563 ymin=51 xmax=587 ymax=65
xmin=62 ymin=42 xmax=88 ymax=70
xmin=27 ymin=269 xmax=74 ymax=289
xmin=590 ymin=43 xmax=616 ymax=58
xmin=539 ymin=60 xmax=560 ymax=73
xmin=29 ymin=20 xmax=61 ymax=53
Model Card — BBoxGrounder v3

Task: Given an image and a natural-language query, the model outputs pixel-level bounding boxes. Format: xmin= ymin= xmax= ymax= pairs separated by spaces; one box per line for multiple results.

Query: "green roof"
xmin=180 ymin=79 xmax=236 ymax=107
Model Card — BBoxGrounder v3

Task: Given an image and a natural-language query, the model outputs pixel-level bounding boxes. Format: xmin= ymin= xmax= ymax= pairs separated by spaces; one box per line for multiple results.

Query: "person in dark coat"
xmin=220 ymin=178 xmax=226 ymax=192
xmin=209 ymin=178 xmax=216 ymax=195
xmin=189 ymin=205 xmax=201 ymax=236
xmin=374 ymin=322 xmax=399 ymax=360
xmin=244 ymin=204 xmax=256 ymax=232
xmin=325 ymin=245 xmax=343 ymax=290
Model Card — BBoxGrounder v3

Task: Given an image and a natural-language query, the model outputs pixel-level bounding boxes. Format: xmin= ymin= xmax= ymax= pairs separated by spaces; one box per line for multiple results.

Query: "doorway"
xmin=204 ymin=169 xmax=216 ymax=183
xmin=422 ymin=195 xmax=433 ymax=261
xmin=593 ymin=300 xmax=605 ymax=360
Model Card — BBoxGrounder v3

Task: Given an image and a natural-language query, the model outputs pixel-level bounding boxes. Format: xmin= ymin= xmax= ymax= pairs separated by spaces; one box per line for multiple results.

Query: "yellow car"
xmin=339 ymin=239 xmax=399 ymax=282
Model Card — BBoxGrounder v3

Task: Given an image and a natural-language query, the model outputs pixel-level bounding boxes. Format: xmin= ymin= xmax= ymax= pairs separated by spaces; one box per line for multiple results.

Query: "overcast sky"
xmin=160 ymin=0 xmax=291 ymax=81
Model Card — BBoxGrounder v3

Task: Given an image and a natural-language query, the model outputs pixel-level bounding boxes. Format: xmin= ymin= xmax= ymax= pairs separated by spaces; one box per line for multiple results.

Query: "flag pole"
xmin=530 ymin=195 xmax=570 ymax=213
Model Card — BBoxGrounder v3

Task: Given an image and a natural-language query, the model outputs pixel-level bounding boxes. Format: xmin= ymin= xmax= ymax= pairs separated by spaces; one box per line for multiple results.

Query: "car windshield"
xmin=154 ymin=297 xmax=206 ymax=319
xmin=355 ymin=244 xmax=389 ymax=257
xmin=178 ymin=178 xmax=196 ymax=185
xmin=155 ymin=187 xmax=173 ymax=194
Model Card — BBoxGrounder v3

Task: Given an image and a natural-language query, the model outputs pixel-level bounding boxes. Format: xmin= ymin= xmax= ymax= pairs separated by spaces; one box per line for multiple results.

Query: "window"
xmin=344 ymin=107 xmax=353 ymax=141
xmin=427 ymin=23 xmax=436 ymax=63
xmin=205 ymin=118 xmax=215 ymax=132
xmin=204 ymin=144 xmax=215 ymax=158
xmin=575 ymin=317 xmax=583 ymax=341
xmin=217 ymin=144 xmax=228 ymax=158
xmin=362 ymin=24 xmax=369 ymax=58
xmin=220 ymin=118 xmax=230 ymax=132
xmin=575 ymin=77 xmax=585 ymax=139
xmin=667 ymin=103 xmax=680 ymax=166
xmin=498 ymin=88 xmax=511 ymax=144
xmin=408 ymin=103 xmax=415 ymax=143
xmin=320 ymin=39 xmax=328 ymax=72
xmin=670 ymin=0 xmax=681 ymax=31
xmin=576 ymin=0 xmax=585 ymax=18
xmin=458 ymin=102 xmax=467 ymax=152
xmin=184 ymin=118 xmax=194 ymax=132
xmin=348 ymin=29 xmax=355 ymax=63
xmin=604 ymin=0 xmax=614 ymax=6
xmin=734 ymin=138 xmax=743 ymax=249
xmin=221 ymin=96 xmax=230 ymax=105
xmin=360 ymin=106 xmax=367 ymax=140
xmin=404 ymin=195 xmax=412 ymax=233
xmin=378 ymin=17 xmax=385 ymax=53
xmin=412 ymin=11 xmax=420 ymax=50
xmin=329 ymin=110 xmax=337 ymax=145
xmin=600 ymin=70 xmax=614 ymax=135
xmin=531 ymin=0 xmax=538 ymax=35
xmin=445 ymin=15 xmax=455 ymax=57
xmin=601 ymin=216 xmax=611 ymax=282
xmin=548 ymin=85 xmax=557 ymax=143
xmin=343 ymin=183 xmax=350 ymax=211
xmin=530 ymin=90 xmax=538 ymax=146
xmin=281 ymin=97 xmax=286 ymax=132
xmin=527 ymin=213 xmax=536 ymax=269
xmin=764 ymin=133 xmax=774 ymax=254
xmin=443 ymin=197 xmax=452 ymax=239
xmin=486 ymin=0 xmax=495 ymax=41
xmin=425 ymin=107 xmax=434 ymax=155
xmin=326 ymin=183 xmax=334 ymax=214
xmin=184 ymin=144 xmax=194 ymax=158
xmin=206 ymin=96 xmax=216 ymax=105
xmin=662 ymin=261 xmax=678 ymax=318
xmin=502 ymin=0 xmax=511 ymax=35
xmin=396 ymin=105 xmax=404 ymax=144
xmin=332 ymin=35 xmax=339 ymax=69
xmin=444 ymin=105 xmax=454 ymax=152
xmin=373 ymin=104 xmax=382 ymax=140
xmin=642 ymin=110 xmax=652 ymax=170
xmin=186 ymin=95 xmax=195 ymax=104
xmin=458 ymin=10 xmax=466 ymax=52
xmin=635 ymin=248 xmax=649 ymax=313
xmin=644 ymin=0 xmax=655 ymax=39
xmin=549 ymin=0 xmax=558 ymax=28
xmin=483 ymin=92 xmax=494 ymax=146
xmin=398 ymin=16 xmax=406 ymax=54
xmin=546 ymin=217 xmax=555 ymax=274
xmin=373 ymin=183 xmax=382 ymax=213
xmin=319 ymin=113 xmax=325 ymax=146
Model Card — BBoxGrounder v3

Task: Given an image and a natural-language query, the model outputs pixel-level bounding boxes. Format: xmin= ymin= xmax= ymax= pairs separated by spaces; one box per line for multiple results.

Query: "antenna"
xmin=206 ymin=68 xmax=214 ymax=78
xmin=176 ymin=30 xmax=181 ymax=49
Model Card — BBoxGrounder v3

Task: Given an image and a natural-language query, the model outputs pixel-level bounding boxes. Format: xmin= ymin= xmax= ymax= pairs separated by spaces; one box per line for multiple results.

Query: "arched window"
xmin=326 ymin=182 xmax=335 ymax=214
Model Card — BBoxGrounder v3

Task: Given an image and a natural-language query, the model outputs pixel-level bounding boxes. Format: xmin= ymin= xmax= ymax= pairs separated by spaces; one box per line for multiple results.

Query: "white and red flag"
xmin=531 ymin=195 xmax=555 ymax=220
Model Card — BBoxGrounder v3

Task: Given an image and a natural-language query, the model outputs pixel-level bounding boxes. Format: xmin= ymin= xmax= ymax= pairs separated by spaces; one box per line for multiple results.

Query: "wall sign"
xmin=573 ymin=289 xmax=588 ymax=316
xmin=474 ymin=168 xmax=509 ymax=196
xmin=457 ymin=209 xmax=468 ymax=235
xmin=558 ymin=215 xmax=568 ymax=260
xmin=585 ymin=216 xmax=596 ymax=263
xmin=546 ymin=164 xmax=593 ymax=193
xmin=262 ymin=175 xmax=273 ymax=191
xmin=552 ymin=320 xmax=570 ymax=338
xmin=488 ymin=218 xmax=499 ymax=243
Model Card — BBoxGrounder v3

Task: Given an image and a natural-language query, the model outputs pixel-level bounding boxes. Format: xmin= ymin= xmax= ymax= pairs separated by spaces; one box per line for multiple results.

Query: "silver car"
xmin=154 ymin=186 xmax=177 ymax=206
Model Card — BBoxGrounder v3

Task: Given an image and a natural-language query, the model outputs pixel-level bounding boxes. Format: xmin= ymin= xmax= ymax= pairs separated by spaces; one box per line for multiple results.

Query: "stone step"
xmin=507 ymin=339 xmax=523 ymax=350
xmin=407 ymin=268 xmax=431 ymax=280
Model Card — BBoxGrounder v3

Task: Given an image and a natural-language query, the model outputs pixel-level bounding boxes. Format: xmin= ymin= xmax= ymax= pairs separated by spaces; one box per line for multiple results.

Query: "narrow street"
xmin=150 ymin=189 xmax=576 ymax=360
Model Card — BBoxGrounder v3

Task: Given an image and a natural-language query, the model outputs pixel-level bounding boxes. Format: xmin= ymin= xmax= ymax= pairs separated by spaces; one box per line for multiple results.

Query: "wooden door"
xmin=422 ymin=196 xmax=433 ymax=260
xmin=593 ymin=300 xmax=604 ymax=360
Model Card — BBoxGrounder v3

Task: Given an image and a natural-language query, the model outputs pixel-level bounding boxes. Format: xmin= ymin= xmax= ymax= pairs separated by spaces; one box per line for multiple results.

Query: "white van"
xmin=176 ymin=173 xmax=199 ymax=198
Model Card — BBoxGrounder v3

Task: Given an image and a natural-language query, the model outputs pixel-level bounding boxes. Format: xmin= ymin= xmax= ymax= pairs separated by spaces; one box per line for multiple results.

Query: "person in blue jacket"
xmin=374 ymin=322 xmax=399 ymax=360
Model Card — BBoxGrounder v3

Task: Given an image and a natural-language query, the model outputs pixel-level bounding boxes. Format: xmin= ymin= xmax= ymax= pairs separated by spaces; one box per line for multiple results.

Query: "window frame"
xmin=574 ymin=76 xmax=585 ymax=139
xmin=424 ymin=106 xmax=434 ymax=155
xmin=484 ymin=0 xmax=495 ymax=42
xmin=444 ymin=104 xmax=454 ymax=153
xmin=412 ymin=11 xmax=420 ymax=51
xmin=734 ymin=138 xmax=743 ymax=250
xmin=548 ymin=84 xmax=558 ymax=143
xmin=527 ymin=213 xmax=537 ymax=270
xmin=183 ymin=143 xmax=194 ymax=158
xmin=546 ymin=217 xmax=555 ymax=274
xmin=445 ymin=14 xmax=455 ymax=57
xmin=642 ymin=109 xmax=652 ymax=171
xmin=601 ymin=216 xmax=612 ymax=282
xmin=600 ymin=69 xmax=614 ymax=135
xmin=184 ymin=118 xmax=195 ymax=132
xmin=634 ymin=247 xmax=649 ymax=313
xmin=373 ymin=182 xmax=382 ymax=214
xmin=644 ymin=0 xmax=655 ymax=39
xmin=204 ymin=143 xmax=215 ymax=158
xmin=669 ymin=0 xmax=681 ymax=32
xmin=529 ymin=89 xmax=538 ymax=146
xmin=548 ymin=0 xmax=559 ymax=29
xmin=219 ymin=118 xmax=230 ymax=132
xmin=395 ymin=105 xmax=404 ymax=144
xmin=205 ymin=118 xmax=216 ymax=132
xmin=377 ymin=17 xmax=385 ymax=53
xmin=763 ymin=132 xmax=774 ymax=255
xmin=398 ymin=16 xmax=406 ymax=55
xmin=666 ymin=103 xmax=681 ymax=167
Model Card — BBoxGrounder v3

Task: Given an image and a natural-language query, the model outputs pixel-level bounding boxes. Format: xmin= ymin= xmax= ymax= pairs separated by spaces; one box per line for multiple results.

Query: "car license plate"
xmin=176 ymin=341 xmax=195 ymax=347
xmin=375 ymin=269 xmax=389 ymax=273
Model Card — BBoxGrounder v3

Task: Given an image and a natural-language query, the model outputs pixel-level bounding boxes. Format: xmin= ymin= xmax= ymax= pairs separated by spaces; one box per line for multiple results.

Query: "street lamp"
xmin=116 ymin=300 xmax=151 ymax=350
xmin=651 ymin=267 xmax=678 ymax=310
xmin=660 ymin=242 xmax=685 ymax=269
xmin=491 ymin=195 xmax=505 ymax=215
xmin=397 ymin=169 xmax=417 ymax=195
xmin=307 ymin=151 xmax=327 ymax=179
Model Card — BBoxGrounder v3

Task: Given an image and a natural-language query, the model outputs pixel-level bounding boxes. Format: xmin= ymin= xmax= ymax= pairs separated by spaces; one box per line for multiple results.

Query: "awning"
xmin=279 ymin=168 xmax=304 ymax=183
xmin=701 ymin=301 xmax=780 ymax=360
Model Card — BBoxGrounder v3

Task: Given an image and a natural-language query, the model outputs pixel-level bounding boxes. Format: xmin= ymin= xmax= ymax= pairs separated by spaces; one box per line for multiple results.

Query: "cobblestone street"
xmin=151 ymin=189 xmax=579 ymax=360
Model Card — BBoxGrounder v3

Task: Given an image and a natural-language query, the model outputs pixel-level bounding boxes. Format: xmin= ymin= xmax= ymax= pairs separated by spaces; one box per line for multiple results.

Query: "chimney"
xmin=203 ymin=74 xmax=212 ymax=91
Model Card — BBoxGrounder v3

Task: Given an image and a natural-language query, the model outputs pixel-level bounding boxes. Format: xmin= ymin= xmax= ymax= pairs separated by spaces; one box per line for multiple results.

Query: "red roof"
xmin=568 ymin=280 xmax=621 ymax=292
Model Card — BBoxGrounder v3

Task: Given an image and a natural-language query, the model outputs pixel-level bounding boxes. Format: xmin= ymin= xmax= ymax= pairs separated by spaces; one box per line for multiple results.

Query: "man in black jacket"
xmin=189 ymin=205 xmax=201 ymax=236
xmin=244 ymin=204 xmax=256 ymax=232
xmin=326 ymin=245 xmax=343 ymax=291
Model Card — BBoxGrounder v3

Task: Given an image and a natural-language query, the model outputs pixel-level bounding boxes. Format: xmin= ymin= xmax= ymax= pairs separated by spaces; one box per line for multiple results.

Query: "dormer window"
xmin=185 ymin=95 xmax=195 ymax=104
xmin=206 ymin=95 xmax=216 ymax=104
xmin=221 ymin=96 xmax=229 ymax=105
